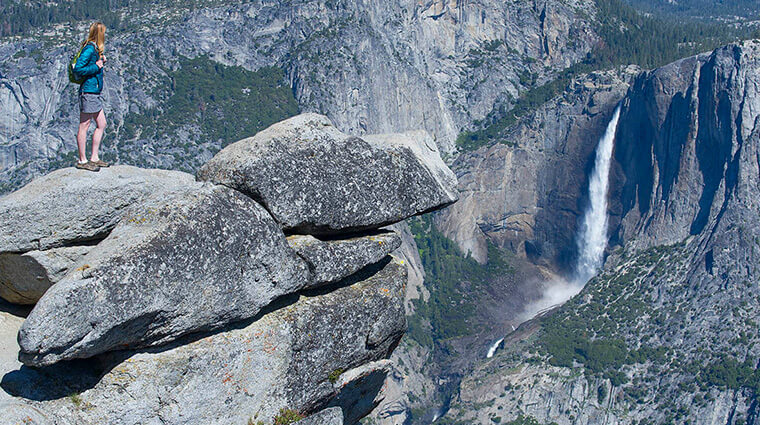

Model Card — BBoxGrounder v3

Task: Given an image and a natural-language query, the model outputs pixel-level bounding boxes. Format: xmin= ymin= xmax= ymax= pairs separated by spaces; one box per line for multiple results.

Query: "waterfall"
xmin=486 ymin=337 xmax=504 ymax=358
xmin=515 ymin=106 xmax=621 ymax=323
xmin=573 ymin=105 xmax=620 ymax=284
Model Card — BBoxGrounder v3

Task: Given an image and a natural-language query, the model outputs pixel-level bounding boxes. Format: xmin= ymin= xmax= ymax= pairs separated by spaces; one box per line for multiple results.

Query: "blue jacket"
xmin=74 ymin=42 xmax=103 ymax=94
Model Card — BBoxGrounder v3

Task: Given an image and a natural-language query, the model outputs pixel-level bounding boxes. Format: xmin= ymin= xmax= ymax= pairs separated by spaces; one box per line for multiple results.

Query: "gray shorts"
xmin=79 ymin=93 xmax=103 ymax=114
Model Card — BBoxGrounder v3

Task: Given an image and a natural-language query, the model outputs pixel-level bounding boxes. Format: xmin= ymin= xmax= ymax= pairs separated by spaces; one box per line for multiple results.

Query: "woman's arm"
xmin=73 ymin=45 xmax=101 ymax=77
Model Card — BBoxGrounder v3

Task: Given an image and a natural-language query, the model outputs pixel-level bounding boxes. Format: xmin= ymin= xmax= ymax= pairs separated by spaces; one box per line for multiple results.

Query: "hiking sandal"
xmin=90 ymin=160 xmax=110 ymax=168
xmin=75 ymin=161 xmax=100 ymax=172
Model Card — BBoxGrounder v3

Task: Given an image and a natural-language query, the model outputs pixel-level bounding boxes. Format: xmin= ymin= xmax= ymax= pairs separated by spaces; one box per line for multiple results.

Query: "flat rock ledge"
xmin=197 ymin=113 xmax=458 ymax=235
xmin=0 ymin=166 xmax=195 ymax=253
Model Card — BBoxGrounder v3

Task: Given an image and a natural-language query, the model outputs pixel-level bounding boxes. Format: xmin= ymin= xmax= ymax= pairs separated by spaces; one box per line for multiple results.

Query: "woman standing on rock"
xmin=73 ymin=21 xmax=109 ymax=172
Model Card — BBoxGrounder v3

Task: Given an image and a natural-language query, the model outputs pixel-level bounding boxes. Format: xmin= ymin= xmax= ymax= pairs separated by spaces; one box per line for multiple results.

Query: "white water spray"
xmin=486 ymin=337 xmax=504 ymax=358
xmin=574 ymin=105 xmax=621 ymax=284
xmin=516 ymin=106 xmax=621 ymax=322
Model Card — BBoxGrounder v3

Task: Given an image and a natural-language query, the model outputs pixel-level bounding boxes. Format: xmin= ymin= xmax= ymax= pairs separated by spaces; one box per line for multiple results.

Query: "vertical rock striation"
xmin=610 ymin=40 xmax=760 ymax=250
xmin=437 ymin=68 xmax=635 ymax=268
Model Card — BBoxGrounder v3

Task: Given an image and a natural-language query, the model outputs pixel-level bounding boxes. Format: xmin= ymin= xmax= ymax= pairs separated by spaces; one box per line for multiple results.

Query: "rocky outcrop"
xmin=0 ymin=247 xmax=89 ymax=305
xmin=18 ymin=184 xmax=310 ymax=367
xmin=197 ymin=114 xmax=458 ymax=234
xmin=1 ymin=259 xmax=405 ymax=425
xmin=0 ymin=166 xmax=195 ymax=253
xmin=9 ymin=114 xmax=455 ymax=368
xmin=288 ymin=230 xmax=401 ymax=285
xmin=0 ymin=111 xmax=457 ymax=423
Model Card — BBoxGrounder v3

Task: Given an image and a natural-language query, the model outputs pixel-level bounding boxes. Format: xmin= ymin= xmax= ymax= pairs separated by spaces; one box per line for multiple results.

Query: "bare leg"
xmin=90 ymin=109 xmax=107 ymax=162
xmin=77 ymin=112 xmax=96 ymax=163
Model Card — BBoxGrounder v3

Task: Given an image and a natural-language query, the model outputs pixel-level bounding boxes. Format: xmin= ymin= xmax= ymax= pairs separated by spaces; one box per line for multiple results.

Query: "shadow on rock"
xmin=0 ymin=298 xmax=33 ymax=318
xmin=302 ymin=256 xmax=392 ymax=298
xmin=1 ymin=357 xmax=106 ymax=401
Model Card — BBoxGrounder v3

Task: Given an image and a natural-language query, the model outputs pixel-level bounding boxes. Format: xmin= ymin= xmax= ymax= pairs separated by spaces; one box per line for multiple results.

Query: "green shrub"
xmin=328 ymin=368 xmax=345 ymax=383
xmin=68 ymin=392 xmax=82 ymax=407
xmin=273 ymin=408 xmax=305 ymax=425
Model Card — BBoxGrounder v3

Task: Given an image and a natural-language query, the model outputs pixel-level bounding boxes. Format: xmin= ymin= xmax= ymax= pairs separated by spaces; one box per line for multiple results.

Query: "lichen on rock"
xmin=197 ymin=113 xmax=458 ymax=234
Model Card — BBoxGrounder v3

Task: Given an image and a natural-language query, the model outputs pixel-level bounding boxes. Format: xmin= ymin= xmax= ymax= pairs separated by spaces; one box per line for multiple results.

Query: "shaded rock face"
xmin=0 ymin=247 xmax=89 ymax=305
xmin=198 ymin=114 xmax=458 ymax=234
xmin=437 ymin=68 xmax=635 ymax=268
xmin=18 ymin=184 xmax=310 ymax=366
xmin=0 ymin=166 xmax=195 ymax=253
xmin=0 ymin=259 xmax=406 ymax=425
xmin=288 ymin=230 xmax=402 ymax=285
xmin=327 ymin=360 xmax=394 ymax=424
xmin=610 ymin=40 xmax=760 ymax=251
xmin=286 ymin=261 xmax=406 ymax=411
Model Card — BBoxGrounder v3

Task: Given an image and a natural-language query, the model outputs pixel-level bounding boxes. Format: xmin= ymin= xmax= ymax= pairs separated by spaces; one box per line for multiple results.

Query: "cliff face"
xmin=437 ymin=67 xmax=636 ymax=268
xmin=610 ymin=41 xmax=760 ymax=251
xmin=443 ymin=40 xmax=760 ymax=425
xmin=0 ymin=0 xmax=598 ymax=192
xmin=0 ymin=114 xmax=457 ymax=425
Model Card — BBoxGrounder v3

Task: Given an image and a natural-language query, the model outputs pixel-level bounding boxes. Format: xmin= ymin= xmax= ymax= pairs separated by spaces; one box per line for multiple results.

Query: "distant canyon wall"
xmin=0 ymin=0 xmax=599 ymax=190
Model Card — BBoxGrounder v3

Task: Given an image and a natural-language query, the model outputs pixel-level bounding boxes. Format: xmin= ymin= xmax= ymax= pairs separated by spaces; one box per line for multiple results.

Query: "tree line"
xmin=0 ymin=0 xmax=136 ymax=36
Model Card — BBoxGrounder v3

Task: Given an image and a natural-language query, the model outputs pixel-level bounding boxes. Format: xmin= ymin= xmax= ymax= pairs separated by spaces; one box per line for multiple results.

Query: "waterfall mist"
xmin=517 ymin=106 xmax=621 ymax=323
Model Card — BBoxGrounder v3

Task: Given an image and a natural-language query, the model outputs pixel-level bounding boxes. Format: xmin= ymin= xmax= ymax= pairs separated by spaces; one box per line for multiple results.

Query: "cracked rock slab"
xmin=18 ymin=184 xmax=309 ymax=367
xmin=1 ymin=258 xmax=406 ymax=425
xmin=197 ymin=113 xmax=458 ymax=234
xmin=287 ymin=229 xmax=401 ymax=285
xmin=300 ymin=407 xmax=343 ymax=425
